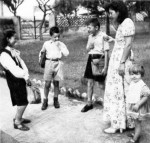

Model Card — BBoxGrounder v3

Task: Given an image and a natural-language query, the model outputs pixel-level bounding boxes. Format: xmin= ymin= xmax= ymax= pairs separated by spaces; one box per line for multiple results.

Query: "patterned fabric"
xmin=103 ymin=18 xmax=135 ymax=129
xmin=126 ymin=80 xmax=150 ymax=121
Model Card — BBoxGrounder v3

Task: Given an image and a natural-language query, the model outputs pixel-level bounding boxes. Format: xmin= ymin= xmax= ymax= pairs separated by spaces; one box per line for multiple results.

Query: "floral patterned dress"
xmin=103 ymin=18 xmax=135 ymax=129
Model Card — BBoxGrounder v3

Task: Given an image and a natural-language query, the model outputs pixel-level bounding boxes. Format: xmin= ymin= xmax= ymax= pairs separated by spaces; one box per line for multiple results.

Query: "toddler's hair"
xmin=86 ymin=18 xmax=100 ymax=30
xmin=129 ymin=63 xmax=145 ymax=77
xmin=49 ymin=26 xmax=59 ymax=36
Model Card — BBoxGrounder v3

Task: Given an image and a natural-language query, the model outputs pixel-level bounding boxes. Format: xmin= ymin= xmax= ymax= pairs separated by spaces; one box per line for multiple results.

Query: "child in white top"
xmin=126 ymin=63 xmax=150 ymax=143
xmin=39 ymin=26 xmax=69 ymax=110
xmin=0 ymin=29 xmax=31 ymax=131
xmin=81 ymin=18 xmax=109 ymax=112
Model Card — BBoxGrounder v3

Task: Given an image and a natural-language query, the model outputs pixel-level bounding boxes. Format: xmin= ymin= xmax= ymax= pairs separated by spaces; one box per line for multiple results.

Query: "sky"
xmin=3 ymin=0 xmax=56 ymax=20
xmin=3 ymin=0 xmax=89 ymax=20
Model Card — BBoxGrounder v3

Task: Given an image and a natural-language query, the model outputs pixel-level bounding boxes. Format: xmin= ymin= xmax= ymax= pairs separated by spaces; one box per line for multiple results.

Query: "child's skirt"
xmin=126 ymin=102 xmax=150 ymax=120
xmin=84 ymin=54 xmax=106 ymax=83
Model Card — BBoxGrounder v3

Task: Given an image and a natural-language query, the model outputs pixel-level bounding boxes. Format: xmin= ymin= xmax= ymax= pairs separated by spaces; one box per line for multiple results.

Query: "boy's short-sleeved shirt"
xmin=39 ymin=40 xmax=69 ymax=60
xmin=87 ymin=31 xmax=109 ymax=55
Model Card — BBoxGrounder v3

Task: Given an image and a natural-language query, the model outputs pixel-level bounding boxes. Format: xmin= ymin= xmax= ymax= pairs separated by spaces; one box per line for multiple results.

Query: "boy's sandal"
xmin=14 ymin=123 xmax=30 ymax=131
xmin=13 ymin=118 xmax=31 ymax=124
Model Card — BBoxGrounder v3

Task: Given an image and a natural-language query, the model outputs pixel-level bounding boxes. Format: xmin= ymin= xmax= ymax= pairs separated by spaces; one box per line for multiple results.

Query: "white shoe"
xmin=104 ymin=127 xmax=118 ymax=134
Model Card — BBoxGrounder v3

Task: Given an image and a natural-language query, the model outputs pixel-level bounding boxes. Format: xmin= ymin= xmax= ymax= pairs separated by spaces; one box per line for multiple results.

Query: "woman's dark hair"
xmin=49 ymin=26 xmax=59 ymax=36
xmin=86 ymin=18 xmax=100 ymax=30
xmin=105 ymin=1 xmax=128 ymax=24
xmin=1 ymin=29 xmax=16 ymax=49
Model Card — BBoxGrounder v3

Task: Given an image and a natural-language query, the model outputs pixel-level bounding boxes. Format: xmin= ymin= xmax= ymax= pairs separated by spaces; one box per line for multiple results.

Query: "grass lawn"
xmin=1 ymin=31 xmax=150 ymax=94
xmin=1 ymin=30 xmax=150 ymax=142
xmin=15 ymin=32 xmax=150 ymax=88
xmin=15 ymin=32 xmax=90 ymax=93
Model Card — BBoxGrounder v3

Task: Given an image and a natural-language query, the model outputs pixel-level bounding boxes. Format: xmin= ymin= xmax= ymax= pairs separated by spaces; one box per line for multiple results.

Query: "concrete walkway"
xmin=0 ymin=77 xmax=149 ymax=143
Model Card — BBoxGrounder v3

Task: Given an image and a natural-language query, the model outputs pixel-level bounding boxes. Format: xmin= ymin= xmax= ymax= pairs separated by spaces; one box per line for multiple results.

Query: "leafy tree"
xmin=54 ymin=0 xmax=83 ymax=27
xmin=36 ymin=0 xmax=60 ymax=40
xmin=2 ymin=0 xmax=24 ymax=16
xmin=80 ymin=0 xmax=106 ymax=17
xmin=80 ymin=0 xmax=111 ymax=34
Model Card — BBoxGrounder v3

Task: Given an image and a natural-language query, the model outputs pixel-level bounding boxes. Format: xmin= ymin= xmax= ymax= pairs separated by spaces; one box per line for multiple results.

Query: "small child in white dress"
xmin=126 ymin=63 xmax=150 ymax=143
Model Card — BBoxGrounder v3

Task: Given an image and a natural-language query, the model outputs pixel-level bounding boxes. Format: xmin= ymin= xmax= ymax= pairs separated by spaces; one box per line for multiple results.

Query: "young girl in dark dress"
xmin=0 ymin=29 xmax=31 ymax=131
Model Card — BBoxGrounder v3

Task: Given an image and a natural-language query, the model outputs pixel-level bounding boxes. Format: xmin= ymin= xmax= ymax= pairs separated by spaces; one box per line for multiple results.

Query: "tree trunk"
xmin=39 ymin=12 xmax=46 ymax=41
xmin=14 ymin=9 xmax=16 ymax=16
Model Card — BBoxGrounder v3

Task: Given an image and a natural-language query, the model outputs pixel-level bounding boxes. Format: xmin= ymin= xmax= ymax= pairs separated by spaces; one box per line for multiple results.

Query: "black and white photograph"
xmin=0 ymin=0 xmax=150 ymax=143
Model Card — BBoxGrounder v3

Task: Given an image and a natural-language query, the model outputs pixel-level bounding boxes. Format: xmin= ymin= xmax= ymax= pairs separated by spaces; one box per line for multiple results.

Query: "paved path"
xmin=0 ymin=77 xmax=150 ymax=143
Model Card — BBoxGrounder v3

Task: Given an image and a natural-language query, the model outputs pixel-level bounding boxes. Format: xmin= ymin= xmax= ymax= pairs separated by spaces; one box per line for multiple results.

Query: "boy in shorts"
xmin=81 ymin=18 xmax=109 ymax=112
xmin=39 ymin=26 xmax=69 ymax=110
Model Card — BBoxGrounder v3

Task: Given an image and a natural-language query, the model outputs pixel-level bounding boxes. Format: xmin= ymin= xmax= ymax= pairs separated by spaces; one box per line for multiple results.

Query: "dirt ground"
xmin=1 ymin=77 xmax=150 ymax=143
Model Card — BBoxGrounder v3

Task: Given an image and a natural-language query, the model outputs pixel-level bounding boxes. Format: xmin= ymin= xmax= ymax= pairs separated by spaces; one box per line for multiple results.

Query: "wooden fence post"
xmin=34 ymin=16 xmax=36 ymax=39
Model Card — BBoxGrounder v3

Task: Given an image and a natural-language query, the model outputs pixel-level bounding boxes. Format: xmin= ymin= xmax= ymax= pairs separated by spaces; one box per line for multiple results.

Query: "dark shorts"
xmin=84 ymin=54 xmax=106 ymax=83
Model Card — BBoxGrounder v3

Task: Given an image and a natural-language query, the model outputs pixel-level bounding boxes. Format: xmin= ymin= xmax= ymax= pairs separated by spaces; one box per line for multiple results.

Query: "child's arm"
xmin=133 ymin=86 xmax=150 ymax=112
xmin=39 ymin=43 xmax=46 ymax=62
xmin=0 ymin=52 xmax=29 ymax=81
xmin=59 ymin=42 xmax=69 ymax=57
xmin=86 ymin=35 xmax=94 ymax=53
xmin=101 ymin=35 xmax=110 ymax=75
xmin=133 ymin=96 xmax=148 ymax=112
xmin=103 ymin=35 xmax=115 ymax=43
xmin=101 ymin=50 xmax=109 ymax=75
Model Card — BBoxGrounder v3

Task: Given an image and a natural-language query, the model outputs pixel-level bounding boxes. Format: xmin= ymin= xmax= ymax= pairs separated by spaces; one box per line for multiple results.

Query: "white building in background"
xmin=2 ymin=0 xmax=59 ymax=20
xmin=0 ymin=1 xmax=4 ymax=16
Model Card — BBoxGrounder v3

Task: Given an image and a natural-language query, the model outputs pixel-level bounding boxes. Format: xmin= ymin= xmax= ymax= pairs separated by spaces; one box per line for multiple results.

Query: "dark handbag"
xmin=39 ymin=51 xmax=46 ymax=68
xmin=91 ymin=58 xmax=105 ymax=76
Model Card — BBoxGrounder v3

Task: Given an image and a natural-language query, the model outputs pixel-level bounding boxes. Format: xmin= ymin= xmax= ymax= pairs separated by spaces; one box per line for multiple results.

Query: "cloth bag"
xmin=91 ymin=58 xmax=105 ymax=76
xmin=27 ymin=86 xmax=41 ymax=104
xmin=39 ymin=51 xmax=46 ymax=68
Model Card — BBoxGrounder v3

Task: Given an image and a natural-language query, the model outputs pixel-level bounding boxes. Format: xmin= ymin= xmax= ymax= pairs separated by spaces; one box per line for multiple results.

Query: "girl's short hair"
xmin=129 ymin=63 xmax=145 ymax=77
xmin=1 ymin=29 xmax=16 ymax=49
xmin=105 ymin=1 xmax=128 ymax=24
xmin=86 ymin=18 xmax=100 ymax=30
xmin=49 ymin=26 xmax=59 ymax=36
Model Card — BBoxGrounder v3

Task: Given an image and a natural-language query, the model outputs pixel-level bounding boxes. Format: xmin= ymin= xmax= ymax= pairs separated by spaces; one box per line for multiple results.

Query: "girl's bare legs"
xmin=15 ymin=105 xmax=27 ymax=124
xmin=133 ymin=119 xmax=141 ymax=141
xmin=14 ymin=105 xmax=29 ymax=131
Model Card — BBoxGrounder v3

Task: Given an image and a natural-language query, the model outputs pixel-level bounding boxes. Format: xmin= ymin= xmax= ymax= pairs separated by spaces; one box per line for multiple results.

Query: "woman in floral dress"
xmin=103 ymin=1 xmax=135 ymax=133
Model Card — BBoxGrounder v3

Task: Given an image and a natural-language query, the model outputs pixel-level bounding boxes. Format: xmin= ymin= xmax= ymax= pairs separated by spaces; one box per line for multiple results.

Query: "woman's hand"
xmin=132 ymin=104 xmax=140 ymax=112
xmin=26 ymin=79 xmax=32 ymax=86
xmin=101 ymin=67 xmax=107 ymax=76
xmin=118 ymin=63 xmax=125 ymax=77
